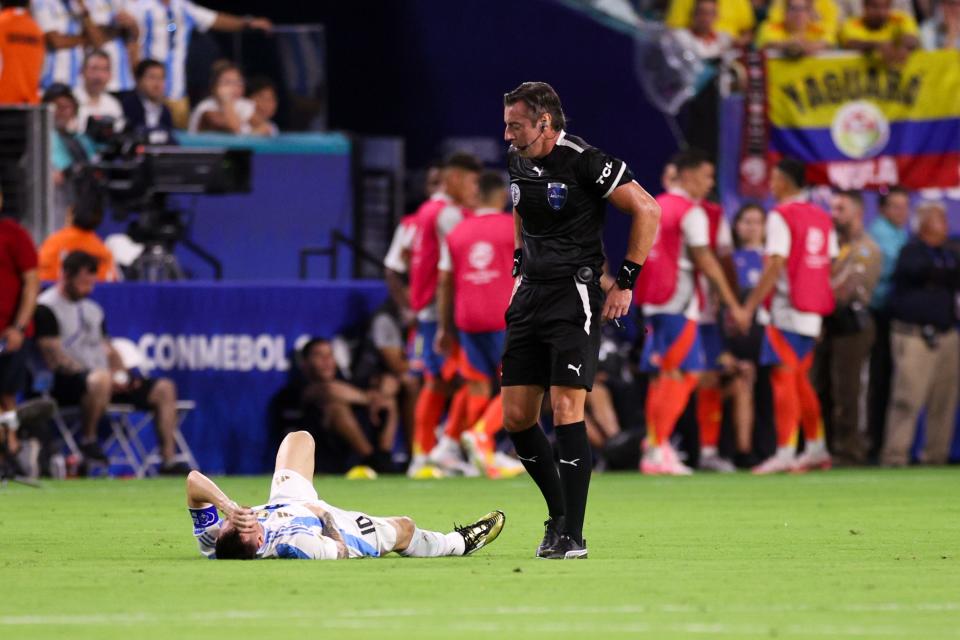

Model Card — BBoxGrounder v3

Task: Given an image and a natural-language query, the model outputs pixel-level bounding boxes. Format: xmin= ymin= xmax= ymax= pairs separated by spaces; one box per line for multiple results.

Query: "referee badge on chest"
xmin=546 ymin=182 xmax=567 ymax=210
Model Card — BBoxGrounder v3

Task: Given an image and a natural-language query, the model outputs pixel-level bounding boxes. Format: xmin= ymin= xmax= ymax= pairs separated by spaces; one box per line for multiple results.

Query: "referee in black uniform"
xmin=501 ymin=82 xmax=660 ymax=559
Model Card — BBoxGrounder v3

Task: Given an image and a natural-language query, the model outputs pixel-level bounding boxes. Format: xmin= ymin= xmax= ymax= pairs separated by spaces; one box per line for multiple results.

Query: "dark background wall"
xmin=200 ymin=0 xmax=679 ymax=265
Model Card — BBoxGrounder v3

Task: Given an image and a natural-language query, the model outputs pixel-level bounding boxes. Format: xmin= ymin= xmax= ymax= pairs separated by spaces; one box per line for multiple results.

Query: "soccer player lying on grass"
xmin=186 ymin=431 xmax=505 ymax=560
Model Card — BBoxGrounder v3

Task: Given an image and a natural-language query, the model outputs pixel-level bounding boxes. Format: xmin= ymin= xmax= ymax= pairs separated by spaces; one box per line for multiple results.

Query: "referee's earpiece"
xmin=540 ymin=121 xmax=547 ymax=131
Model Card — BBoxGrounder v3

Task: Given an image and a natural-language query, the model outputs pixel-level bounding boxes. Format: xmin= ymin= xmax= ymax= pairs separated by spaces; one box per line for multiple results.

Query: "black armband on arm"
xmin=512 ymin=249 xmax=523 ymax=278
xmin=615 ymin=259 xmax=642 ymax=290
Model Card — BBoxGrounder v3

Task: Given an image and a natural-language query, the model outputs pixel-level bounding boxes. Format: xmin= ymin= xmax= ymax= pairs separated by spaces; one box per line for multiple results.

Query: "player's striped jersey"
xmin=189 ymin=501 xmax=383 ymax=560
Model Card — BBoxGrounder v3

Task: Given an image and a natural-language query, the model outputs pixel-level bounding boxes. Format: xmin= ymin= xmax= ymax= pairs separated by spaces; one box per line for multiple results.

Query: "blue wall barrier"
xmin=91 ymin=280 xmax=387 ymax=474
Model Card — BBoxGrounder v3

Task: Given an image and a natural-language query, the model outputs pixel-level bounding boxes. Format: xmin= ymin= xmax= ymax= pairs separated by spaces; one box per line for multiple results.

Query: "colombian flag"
xmin=767 ymin=51 xmax=960 ymax=189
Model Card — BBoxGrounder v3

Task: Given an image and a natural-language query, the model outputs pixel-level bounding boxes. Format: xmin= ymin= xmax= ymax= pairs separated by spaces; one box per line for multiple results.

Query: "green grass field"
xmin=2 ymin=469 xmax=959 ymax=639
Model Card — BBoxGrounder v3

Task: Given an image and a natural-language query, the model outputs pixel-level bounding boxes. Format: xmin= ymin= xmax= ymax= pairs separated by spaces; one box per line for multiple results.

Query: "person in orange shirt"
xmin=38 ymin=177 xmax=118 ymax=282
xmin=0 ymin=0 xmax=44 ymax=105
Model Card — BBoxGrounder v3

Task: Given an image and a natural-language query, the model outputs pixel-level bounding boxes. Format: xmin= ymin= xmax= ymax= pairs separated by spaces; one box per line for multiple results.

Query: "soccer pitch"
xmin=2 ymin=470 xmax=958 ymax=640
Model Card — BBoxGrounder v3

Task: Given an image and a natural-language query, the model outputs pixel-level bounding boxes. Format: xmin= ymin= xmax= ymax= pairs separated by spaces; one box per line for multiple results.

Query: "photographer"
xmin=882 ymin=202 xmax=960 ymax=466
xmin=75 ymin=49 xmax=124 ymax=133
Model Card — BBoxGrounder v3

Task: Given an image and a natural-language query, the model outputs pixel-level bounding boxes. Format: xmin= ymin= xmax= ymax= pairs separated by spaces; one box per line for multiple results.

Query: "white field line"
xmin=2 ymin=603 xmax=959 ymax=632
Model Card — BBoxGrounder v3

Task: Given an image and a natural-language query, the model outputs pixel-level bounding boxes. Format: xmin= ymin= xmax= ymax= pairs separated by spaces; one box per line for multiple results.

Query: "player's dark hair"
xmin=300 ymin=337 xmax=330 ymax=361
xmin=62 ymin=251 xmax=99 ymax=278
xmin=776 ymin=157 xmax=806 ymax=188
xmin=82 ymin=49 xmax=111 ymax=71
xmin=444 ymin=152 xmax=482 ymax=174
xmin=671 ymin=148 xmax=712 ymax=173
xmin=41 ymin=83 xmax=78 ymax=111
xmin=503 ymin=82 xmax=567 ymax=131
xmin=3 ymin=0 xmax=29 ymax=7
xmin=835 ymin=189 xmax=864 ymax=209
xmin=879 ymin=185 xmax=909 ymax=208
xmin=71 ymin=173 xmax=105 ymax=231
xmin=215 ymin=527 xmax=258 ymax=560
xmin=479 ymin=170 xmax=507 ymax=201
xmin=246 ymin=75 xmax=276 ymax=98
xmin=135 ymin=59 xmax=165 ymax=82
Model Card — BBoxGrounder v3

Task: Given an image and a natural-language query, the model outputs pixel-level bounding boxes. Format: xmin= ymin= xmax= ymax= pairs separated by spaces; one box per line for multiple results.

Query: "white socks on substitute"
xmin=399 ymin=528 xmax=466 ymax=557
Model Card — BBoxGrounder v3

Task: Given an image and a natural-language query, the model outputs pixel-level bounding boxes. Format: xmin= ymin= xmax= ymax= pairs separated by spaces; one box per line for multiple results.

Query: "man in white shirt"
xmin=742 ymin=158 xmax=838 ymax=474
xmin=74 ymin=49 xmax=125 ymax=133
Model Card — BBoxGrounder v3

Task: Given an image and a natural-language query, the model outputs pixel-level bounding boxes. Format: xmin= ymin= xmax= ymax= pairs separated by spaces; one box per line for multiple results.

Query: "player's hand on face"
xmin=601 ymin=285 xmax=632 ymax=322
xmin=227 ymin=506 xmax=258 ymax=534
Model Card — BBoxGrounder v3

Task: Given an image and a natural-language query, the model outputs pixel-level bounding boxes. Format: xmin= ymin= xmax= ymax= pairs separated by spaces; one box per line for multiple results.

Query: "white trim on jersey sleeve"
xmin=715 ymin=216 xmax=734 ymax=255
xmin=765 ymin=211 xmax=791 ymax=258
xmin=436 ymin=205 xmax=463 ymax=240
xmin=184 ymin=0 xmax=217 ymax=32
xmin=438 ymin=239 xmax=452 ymax=272
xmin=682 ymin=206 xmax=710 ymax=248
xmin=602 ymin=162 xmax=627 ymax=199
xmin=383 ymin=223 xmax=410 ymax=273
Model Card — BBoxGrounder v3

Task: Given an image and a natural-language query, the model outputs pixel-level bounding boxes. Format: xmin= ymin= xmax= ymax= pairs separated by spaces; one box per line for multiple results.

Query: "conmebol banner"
xmin=767 ymin=51 xmax=960 ymax=190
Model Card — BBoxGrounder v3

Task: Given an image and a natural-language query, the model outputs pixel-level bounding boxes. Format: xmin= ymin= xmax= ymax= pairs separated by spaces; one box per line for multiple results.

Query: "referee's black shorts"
xmin=501 ymin=274 xmax=604 ymax=391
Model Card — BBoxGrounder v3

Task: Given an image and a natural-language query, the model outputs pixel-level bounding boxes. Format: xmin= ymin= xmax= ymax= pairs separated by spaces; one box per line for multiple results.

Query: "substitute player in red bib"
xmin=406 ymin=153 xmax=481 ymax=478
xmin=635 ymin=150 xmax=747 ymax=475
xmin=502 ymin=82 xmax=660 ymax=559
xmin=435 ymin=171 xmax=523 ymax=478
xmin=741 ymin=157 xmax=837 ymax=474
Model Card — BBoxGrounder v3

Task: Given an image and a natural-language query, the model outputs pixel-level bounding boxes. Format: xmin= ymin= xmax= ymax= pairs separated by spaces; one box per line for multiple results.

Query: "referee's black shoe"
xmin=543 ymin=534 xmax=588 ymax=560
xmin=535 ymin=516 xmax=565 ymax=558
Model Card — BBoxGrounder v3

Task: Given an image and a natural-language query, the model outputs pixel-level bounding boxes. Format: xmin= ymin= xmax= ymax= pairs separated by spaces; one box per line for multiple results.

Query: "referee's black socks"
xmin=555 ymin=421 xmax=591 ymax=545
xmin=508 ymin=425 xmax=565 ymax=520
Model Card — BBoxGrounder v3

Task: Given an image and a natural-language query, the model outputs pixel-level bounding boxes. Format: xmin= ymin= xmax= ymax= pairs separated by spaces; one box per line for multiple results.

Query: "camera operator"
xmin=75 ymin=49 xmax=124 ymax=133
xmin=120 ymin=59 xmax=176 ymax=145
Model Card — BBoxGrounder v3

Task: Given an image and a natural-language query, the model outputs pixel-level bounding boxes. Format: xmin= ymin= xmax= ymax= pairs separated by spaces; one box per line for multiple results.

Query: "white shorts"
xmin=268 ymin=469 xmax=399 ymax=557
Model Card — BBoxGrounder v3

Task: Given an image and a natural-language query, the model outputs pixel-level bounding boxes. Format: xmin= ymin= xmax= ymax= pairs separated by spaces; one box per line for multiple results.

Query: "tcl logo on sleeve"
xmin=595 ymin=161 xmax=614 ymax=185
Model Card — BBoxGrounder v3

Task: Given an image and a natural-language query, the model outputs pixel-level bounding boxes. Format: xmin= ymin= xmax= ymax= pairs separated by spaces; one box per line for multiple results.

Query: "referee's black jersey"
xmin=508 ymin=130 xmax=634 ymax=282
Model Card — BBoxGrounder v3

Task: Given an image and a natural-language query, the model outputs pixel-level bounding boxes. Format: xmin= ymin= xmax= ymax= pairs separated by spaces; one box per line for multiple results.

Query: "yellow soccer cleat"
xmin=455 ymin=510 xmax=506 ymax=555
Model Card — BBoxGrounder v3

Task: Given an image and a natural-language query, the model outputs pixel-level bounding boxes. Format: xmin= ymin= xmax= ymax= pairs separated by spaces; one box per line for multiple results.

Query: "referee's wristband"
xmin=615 ymin=259 xmax=642 ymax=290
xmin=512 ymin=249 xmax=523 ymax=278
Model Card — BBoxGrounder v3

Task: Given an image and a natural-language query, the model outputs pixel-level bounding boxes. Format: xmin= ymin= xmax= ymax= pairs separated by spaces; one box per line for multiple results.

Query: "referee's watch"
xmin=615 ymin=259 xmax=642 ymax=290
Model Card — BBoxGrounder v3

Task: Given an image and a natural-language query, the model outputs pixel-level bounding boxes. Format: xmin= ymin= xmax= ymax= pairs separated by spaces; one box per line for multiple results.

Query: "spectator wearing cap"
xmin=882 ymin=201 xmax=960 ymax=466
xmin=0 ymin=0 xmax=45 ymax=105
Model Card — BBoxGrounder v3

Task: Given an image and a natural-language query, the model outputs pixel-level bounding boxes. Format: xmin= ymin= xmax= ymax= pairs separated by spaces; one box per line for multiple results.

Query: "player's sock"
xmin=465 ymin=393 xmax=489 ymax=434
xmin=477 ymin=394 xmax=502 ymax=439
xmin=796 ymin=365 xmax=826 ymax=446
xmin=442 ymin=386 xmax=470 ymax=439
xmin=770 ymin=366 xmax=800 ymax=451
xmin=508 ymin=424 xmax=564 ymax=519
xmin=413 ymin=382 xmax=446 ymax=456
xmin=652 ymin=374 xmax=698 ymax=446
xmin=697 ymin=386 xmax=723 ymax=454
xmin=555 ymin=421 xmax=591 ymax=545
xmin=399 ymin=527 xmax=466 ymax=557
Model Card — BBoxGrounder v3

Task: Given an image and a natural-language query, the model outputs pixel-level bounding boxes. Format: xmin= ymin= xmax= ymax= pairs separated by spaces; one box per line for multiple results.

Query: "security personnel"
xmin=501 ymin=82 xmax=660 ymax=559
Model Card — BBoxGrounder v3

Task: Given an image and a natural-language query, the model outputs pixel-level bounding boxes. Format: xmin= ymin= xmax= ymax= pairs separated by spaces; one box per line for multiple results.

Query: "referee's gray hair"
xmin=504 ymin=82 xmax=566 ymax=130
